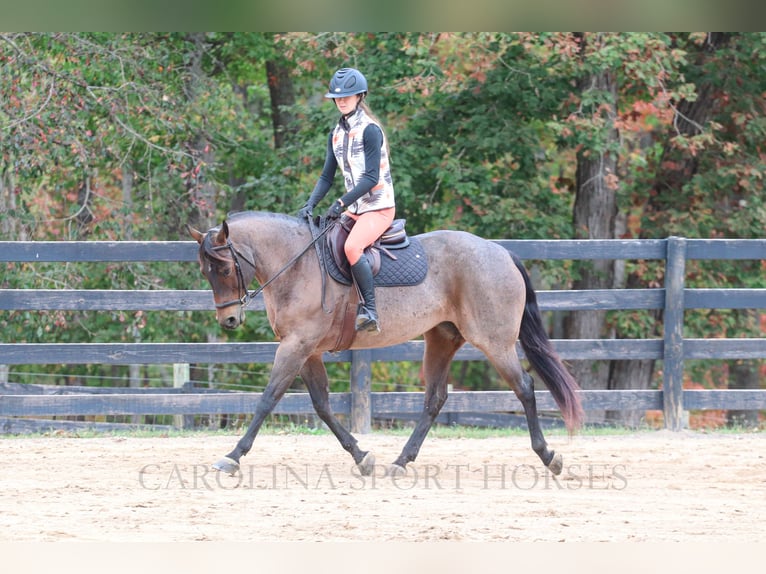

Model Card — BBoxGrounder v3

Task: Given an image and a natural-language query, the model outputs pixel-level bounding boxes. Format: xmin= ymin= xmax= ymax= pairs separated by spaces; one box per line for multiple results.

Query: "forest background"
xmin=1 ymin=32 xmax=764 ymax=427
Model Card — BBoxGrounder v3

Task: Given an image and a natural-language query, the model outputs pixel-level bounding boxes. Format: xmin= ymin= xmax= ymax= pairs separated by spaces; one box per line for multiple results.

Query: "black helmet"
xmin=325 ymin=67 xmax=368 ymax=98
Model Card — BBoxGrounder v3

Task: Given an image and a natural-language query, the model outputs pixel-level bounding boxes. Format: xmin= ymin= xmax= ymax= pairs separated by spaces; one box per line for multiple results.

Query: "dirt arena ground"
xmin=1 ymin=430 xmax=764 ymax=543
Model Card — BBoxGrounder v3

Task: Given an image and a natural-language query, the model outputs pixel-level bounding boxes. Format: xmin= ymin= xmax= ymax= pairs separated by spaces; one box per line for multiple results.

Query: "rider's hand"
xmin=297 ymin=203 xmax=314 ymax=220
xmin=325 ymin=200 xmax=344 ymax=220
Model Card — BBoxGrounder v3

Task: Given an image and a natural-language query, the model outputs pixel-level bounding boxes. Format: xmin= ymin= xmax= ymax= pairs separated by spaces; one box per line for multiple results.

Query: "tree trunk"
xmin=606 ymin=266 xmax=663 ymax=426
xmin=726 ymin=309 xmax=762 ymax=427
xmin=564 ymin=54 xmax=619 ymax=423
xmin=726 ymin=360 xmax=761 ymax=427
xmin=266 ymin=59 xmax=297 ymax=149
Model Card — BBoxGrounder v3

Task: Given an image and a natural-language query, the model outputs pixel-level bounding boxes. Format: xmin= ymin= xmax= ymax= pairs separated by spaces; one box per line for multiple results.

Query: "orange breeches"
xmin=343 ymin=207 xmax=396 ymax=265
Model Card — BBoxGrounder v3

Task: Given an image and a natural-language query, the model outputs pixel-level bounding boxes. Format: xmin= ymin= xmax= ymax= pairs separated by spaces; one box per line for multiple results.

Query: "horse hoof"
xmin=388 ymin=464 xmax=407 ymax=477
xmin=547 ymin=452 xmax=563 ymax=476
xmin=212 ymin=456 xmax=240 ymax=476
xmin=357 ymin=452 xmax=376 ymax=476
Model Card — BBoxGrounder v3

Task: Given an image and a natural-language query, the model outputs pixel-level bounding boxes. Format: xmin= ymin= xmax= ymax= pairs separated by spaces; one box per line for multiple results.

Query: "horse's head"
xmin=189 ymin=220 xmax=255 ymax=330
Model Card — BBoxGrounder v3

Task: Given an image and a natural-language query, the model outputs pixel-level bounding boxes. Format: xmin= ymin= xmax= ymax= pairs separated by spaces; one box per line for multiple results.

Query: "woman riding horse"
xmin=298 ymin=67 xmax=396 ymax=334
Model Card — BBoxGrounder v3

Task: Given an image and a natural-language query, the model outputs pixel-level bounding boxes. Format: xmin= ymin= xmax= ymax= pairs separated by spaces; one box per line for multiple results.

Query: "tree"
xmin=560 ymin=33 xmax=621 ymax=420
xmin=0 ymin=33 xmax=275 ymax=391
xmin=2 ymin=33 xmax=763 ymax=419
xmin=598 ymin=33 xmax=766 ymax=427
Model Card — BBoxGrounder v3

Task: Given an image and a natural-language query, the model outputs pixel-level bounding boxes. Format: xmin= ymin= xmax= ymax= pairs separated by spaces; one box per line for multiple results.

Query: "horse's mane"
xmin=225 ymin=210 xmax=295 ymax=224
xmin=201 ymin=210 xmax=298 ymax=263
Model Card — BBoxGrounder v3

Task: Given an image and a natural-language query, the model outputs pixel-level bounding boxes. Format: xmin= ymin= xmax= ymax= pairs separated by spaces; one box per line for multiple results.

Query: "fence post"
xmin=173 ymin=363 xmax=190 ymax=429
xmin=663 ymin=236 xmax=687 ymax=431
xmin=350 ymin=349 xmax=372 ymax=434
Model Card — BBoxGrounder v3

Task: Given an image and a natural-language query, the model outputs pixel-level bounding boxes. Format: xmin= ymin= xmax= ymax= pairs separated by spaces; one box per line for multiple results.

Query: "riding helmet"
xmin=325 ymin=67 xmax=368 ymax=98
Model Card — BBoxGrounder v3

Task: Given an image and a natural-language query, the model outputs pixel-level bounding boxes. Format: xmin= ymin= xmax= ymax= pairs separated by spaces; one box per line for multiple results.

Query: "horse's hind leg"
xmin=301 ymin=354 xmax=375 ymax=476
xmin=490 ymin=349 xmax=562 ymax=474
xmin=391 ymin=323 xmax=464 ymax=474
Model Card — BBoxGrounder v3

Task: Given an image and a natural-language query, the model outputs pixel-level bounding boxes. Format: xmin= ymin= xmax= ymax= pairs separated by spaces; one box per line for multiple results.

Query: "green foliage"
xmin=3 ymin=32 xmax=766 ymax=393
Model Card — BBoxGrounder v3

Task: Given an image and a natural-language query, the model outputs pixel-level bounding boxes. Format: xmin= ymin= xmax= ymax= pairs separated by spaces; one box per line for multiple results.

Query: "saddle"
xmin=326 ymin=216 xmax=410 ymax=280
xmin=308 ymin=215 xmax=428 ymax=353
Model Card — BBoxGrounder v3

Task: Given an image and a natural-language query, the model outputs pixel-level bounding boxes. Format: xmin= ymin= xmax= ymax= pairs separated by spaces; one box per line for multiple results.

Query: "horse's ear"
xmin=187 ymin=224 xmax=205 ymax=245
xmin=211 ymin=220 xmax=229 ymax=246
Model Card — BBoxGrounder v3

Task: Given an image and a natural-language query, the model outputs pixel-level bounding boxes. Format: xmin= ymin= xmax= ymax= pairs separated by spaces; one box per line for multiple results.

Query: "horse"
xmin=188 ymin=210 xmax=583 ymax=477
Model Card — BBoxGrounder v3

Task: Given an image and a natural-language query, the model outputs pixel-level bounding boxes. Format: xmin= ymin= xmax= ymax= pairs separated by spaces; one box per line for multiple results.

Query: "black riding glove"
xmin=297 ymin=203 xmax=314 ymax=220
xmin=325 ymin=200 xmax=344 ymax=220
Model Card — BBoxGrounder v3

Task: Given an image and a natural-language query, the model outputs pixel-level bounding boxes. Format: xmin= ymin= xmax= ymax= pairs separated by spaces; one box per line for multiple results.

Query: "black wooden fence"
xmin=1 ymin=237 xmax=765 ymax=433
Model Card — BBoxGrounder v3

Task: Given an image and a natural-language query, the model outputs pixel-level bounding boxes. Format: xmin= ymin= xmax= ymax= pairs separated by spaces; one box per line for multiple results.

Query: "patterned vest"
xmin=331 ymin=108 xmax=395 ymax=214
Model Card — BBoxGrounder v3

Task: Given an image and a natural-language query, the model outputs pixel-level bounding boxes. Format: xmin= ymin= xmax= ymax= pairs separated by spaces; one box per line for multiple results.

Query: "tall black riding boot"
xmin=350 ymin=257 xmax=380 ymax=333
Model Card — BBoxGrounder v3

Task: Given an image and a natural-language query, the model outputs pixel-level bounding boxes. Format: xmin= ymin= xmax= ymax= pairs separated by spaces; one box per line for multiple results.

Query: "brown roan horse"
xmin=189 ymin=211 xmax=583 ymax=477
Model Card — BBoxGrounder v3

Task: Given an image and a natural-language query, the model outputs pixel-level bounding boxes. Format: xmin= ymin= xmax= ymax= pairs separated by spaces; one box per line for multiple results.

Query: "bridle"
xmin=209 ymin=219 xmax=337 ymax=311
xmin=210 ymin=240 xmax=258 ymax=310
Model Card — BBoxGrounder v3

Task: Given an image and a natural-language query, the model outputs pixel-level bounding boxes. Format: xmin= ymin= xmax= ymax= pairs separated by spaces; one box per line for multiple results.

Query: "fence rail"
xmin=3 ymin=382 xmax=764 ymax=416
xmin=1 ymin=237 xmax=765 ymax=433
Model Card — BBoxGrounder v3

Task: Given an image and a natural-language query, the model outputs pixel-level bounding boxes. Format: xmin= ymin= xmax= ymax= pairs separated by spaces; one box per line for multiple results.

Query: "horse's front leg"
xmin=301 ymin=354 xmax=376 ymax=476
xmin=212 ymin=338 xmax=309 ymax=475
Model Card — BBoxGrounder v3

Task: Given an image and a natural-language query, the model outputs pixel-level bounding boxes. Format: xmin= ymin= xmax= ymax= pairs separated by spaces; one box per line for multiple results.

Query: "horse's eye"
xmin=221 ymin=266 xmax=232 ymax=277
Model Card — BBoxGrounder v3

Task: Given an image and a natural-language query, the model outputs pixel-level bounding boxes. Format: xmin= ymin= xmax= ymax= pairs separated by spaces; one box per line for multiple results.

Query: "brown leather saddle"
xmin=326 ymin=216 xmax=410 ymax=280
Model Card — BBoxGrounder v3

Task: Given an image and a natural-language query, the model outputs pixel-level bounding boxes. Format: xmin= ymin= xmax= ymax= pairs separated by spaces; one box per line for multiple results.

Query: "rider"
xmin=298 ymin=67 xmax=396 ymax=333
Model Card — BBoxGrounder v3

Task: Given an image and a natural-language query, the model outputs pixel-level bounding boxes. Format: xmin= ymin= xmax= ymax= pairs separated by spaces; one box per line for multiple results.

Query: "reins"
xmin=211 ymin=219 xmax=337 ymax=310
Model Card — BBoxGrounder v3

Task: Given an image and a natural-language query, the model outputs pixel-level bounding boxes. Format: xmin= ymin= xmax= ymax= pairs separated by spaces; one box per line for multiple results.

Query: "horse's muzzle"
xmin=218 ymin=309 xmax=244 ymax=330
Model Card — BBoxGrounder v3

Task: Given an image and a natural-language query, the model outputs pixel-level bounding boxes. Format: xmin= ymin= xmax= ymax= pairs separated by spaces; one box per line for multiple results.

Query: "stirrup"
xmin=355 ymin=308 xmax=380 ymax=333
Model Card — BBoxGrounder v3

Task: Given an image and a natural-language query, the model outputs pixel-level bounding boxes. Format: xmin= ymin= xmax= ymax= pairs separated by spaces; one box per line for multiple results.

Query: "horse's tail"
xmin=511 ymin=252 xmax=584 ymax=434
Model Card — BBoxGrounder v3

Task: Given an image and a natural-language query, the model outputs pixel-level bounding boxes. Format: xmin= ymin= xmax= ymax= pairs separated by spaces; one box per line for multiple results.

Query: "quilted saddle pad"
xmin=323 ymin=236 xmax=428 ymax=287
